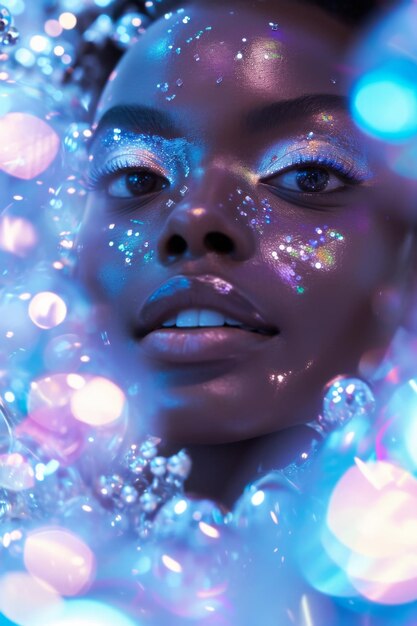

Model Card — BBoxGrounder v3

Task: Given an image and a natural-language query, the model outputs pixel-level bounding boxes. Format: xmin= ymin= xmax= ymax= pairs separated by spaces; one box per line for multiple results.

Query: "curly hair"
xmin=65 ymin=0 xmax=386 ymax=118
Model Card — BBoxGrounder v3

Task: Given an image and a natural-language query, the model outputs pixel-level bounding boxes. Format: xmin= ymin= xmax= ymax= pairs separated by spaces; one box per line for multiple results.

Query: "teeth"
xmin=161 ymin=309 xmax=244 ymax=329
xmin=176 ymin=310 xmax=199 ymax=328
xmin=199 ymin=310 xmax=225 ymax=327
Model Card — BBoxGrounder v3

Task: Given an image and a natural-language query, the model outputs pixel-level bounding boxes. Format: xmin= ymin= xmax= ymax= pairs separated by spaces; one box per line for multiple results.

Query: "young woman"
xmin=78 ymin=0 xmax=413 ymax=503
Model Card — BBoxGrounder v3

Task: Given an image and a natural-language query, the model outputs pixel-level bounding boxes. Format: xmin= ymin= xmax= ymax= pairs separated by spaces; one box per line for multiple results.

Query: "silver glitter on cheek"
xmin=268 ymin=225 xmax=345 ymax=294
xmin=97 ymin=219 xmax=156 ymax=296
xmin=230 ymin=188 xmax=272 ymax=234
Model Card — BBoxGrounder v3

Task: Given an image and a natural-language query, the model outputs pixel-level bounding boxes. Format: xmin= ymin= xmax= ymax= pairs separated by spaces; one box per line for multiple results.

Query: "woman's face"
xmin=79 ymin=0 xmax=407 ymax=445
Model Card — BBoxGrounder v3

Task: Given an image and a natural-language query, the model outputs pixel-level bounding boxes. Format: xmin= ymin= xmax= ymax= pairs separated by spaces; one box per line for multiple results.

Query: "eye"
xmin=107 ymin=169 xmax=169 ymax=198
xmin=268 ymin=165 xmax=349 ymax=194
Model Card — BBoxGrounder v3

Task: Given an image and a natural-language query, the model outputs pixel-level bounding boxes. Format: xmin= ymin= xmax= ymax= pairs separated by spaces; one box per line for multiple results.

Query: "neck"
xmin=168 ymin=425 xmax=320 ymax=508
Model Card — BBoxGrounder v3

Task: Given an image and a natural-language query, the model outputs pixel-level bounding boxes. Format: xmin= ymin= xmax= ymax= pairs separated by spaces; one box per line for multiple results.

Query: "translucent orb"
xmin=138 ymin=497 xmax=230 ymax=619
xmin=44 ymin=334 xmax=85 ymax=371
xmin=0 ymin=215 xmax=37 ymax=257
xmin=327 ymin=461 xmax=417 ymax=605
xmin=0 ymin=112 xmax=60 ymax=179
xmin=321 ymin=376 xmax=375 ymax=430
xmin=0 ymin=452 xmax=34 ymax=491
xmin=70 ymin=376 xmax=126 ymax=426
xmin=0 ymin=571 xmax=62 ymax=626
xmin=233 ymin=471 xmax=299 ymax=555
xmin=24 ymin=526 xmax=96 ymax=596
xmin=28 ymin=291 xmax=67 ymax=329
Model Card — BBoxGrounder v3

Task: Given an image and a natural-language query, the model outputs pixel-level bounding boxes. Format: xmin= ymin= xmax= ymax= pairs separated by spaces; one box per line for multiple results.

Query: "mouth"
xmin=134 ymin=275 xmax=279 ymax=364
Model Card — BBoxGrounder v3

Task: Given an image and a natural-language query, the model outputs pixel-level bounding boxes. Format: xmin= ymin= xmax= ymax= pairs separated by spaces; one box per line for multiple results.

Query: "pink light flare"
xmin=0 ymin=571 xmax=62 ymax=626
xmin=28 ymin=291 xmax=67 ymax=329
xmin=24 ymin=526 xmax=96 ymax=597
xmin=0 ymin=215 xmax=37 ymax=257
xmin=70 ymin=376 xmax=126 ymax=426
xmin=327 ymin=460 xmax=417 ymax=605
xmin=0 ymin=112 xmax=60 ymax=179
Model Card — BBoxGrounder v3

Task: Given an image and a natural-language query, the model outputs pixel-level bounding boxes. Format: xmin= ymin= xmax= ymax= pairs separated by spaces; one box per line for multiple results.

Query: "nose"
xmin=157 ymin=173 xmax=256 ymax=264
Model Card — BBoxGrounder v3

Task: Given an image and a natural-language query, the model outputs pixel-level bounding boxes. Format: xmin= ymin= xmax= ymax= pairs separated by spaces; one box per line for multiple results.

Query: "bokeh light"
xmin=37 ymin=599 xmax=138 ymax=626
xmin=28 ymin=291 xmax=67 ymax=329
xmin=327 ymin=460 xmax=417 ymax=605
xmin=24 ymin=526 xmax=96 ymax=596
xmin=0 ymin=112 xmax=60 ymax=179
xmin=0 ymin=452 xmax=35 ymax=491
xmin=352 ymin=69 xmax=417 ymax=141
xmin=0 ymin=571 xmax=62 ymax=626
xmin=70 ymin=376 xmax=126 ymax=426
xmin=0 ymin=215 xmax=37 ymax=256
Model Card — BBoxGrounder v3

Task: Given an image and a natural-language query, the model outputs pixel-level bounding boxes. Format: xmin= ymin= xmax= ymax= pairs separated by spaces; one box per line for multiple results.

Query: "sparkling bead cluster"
xmin=95 ymin=436 xmax=192 ymax=538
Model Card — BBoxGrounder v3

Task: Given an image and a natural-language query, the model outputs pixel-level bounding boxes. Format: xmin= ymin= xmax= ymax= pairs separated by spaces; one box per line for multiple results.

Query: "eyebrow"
xmin=91 ymin=104 xmax=181 ymax=146
xmin=245 ymin=94 xmax=349 ymax=133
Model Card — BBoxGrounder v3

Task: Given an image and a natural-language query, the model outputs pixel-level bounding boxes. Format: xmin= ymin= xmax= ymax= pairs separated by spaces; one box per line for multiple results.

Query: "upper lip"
xmin=134 ymin=275 xmax=279 ymax=337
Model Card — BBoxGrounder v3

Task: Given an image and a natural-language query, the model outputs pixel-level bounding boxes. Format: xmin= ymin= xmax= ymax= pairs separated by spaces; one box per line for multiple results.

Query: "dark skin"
xmin=78 ymin=0 xmax=412 ymax=504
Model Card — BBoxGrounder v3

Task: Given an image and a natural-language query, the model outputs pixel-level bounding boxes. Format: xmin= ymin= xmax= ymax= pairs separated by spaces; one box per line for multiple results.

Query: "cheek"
xmin=264 ymin=223 xmax=346 ymax=294
xmin=78 ymin=214 xmax=157 ymax=299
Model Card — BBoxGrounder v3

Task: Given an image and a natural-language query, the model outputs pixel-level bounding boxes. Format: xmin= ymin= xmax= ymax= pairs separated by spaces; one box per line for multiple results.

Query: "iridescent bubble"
xmin=138 ymin=497 xmax=230 ymax=619
xmin=28 ymin=291 xmax=67 ymax=329
xmin=60 ymin=496 xmax=122 ymax=549
xmin=0 ymin=452 xmax=34 ymax=491
xmin=24 ymin=526 xmax=96 ymax=596
xmin=0 ymin=571 xmax=62 ymax=626
xmin=70 ymin=376 xmax=126 ymax=426
xmin=0 ymin=112 xmax=60 ymax=179
xmin=63 ymin=122 xmax=92 ymax=173
xmin=233 ymin=471 xmax=299 ymax=555
xmin=321 ymin=376 xmax=375 ymax=431
xmin=44 ymin=334 xmax=85 ymax=371
xmin=327 ymin=460 xmax=417 ymax=605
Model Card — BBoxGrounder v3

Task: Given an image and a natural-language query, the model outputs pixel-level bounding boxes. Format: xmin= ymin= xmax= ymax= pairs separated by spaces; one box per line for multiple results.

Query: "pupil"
xmin=296 ymin=167 xmax=330 ymax=192
xmin=127 ymin=172 xmax=157 ymax=195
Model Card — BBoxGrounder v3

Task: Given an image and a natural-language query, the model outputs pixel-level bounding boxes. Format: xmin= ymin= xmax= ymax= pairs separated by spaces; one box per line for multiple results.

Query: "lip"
xmin=135 ymin=275 xmax=279 ymax=363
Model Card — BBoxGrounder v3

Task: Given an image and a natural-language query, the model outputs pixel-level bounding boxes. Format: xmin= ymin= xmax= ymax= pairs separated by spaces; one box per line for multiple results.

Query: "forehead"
xmin=97 ymin=1 xmax=353 ymax=133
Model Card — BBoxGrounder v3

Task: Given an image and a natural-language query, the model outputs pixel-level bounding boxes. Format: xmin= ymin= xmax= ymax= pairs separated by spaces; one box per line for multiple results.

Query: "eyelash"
xmin=84 ymin=157 xmax=170 ymax=191
xmin=263 ymin=153 xmax=365 ymax=185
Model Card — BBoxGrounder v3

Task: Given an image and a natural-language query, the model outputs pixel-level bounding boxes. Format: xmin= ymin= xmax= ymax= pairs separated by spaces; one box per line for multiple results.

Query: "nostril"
xmin=204 ymin=232 xmax=235 ymax=255
xmin=167 ymin=234 xmax=187 ymax=257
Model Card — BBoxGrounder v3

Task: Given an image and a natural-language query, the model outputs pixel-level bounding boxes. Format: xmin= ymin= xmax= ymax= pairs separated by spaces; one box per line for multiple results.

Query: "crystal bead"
xmin=150 ymin=456 xmax=167 ymax=477
xmin=167 ymin=450 xmax=192 ymax=479
xmin=139 ymin=491 xmax=160 ymax=513
xmin=121 ymin=485 xmax=138 ymax=505
xmin=321 ymin=376 xmax=375 ymax=430
xmin=139 ymin=437 xmax=160 ymax=460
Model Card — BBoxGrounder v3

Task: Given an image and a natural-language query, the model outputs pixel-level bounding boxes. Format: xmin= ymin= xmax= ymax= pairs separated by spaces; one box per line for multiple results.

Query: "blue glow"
xmin=352 ymin=70 xmax=417 ymax=141
xmin=39 ymin=600 xmax=138 ymax=626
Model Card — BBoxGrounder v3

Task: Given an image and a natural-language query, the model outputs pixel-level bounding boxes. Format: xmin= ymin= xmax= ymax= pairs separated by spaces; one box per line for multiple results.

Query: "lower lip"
xmin=139 ymin=327 xmax=274 ymax=364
